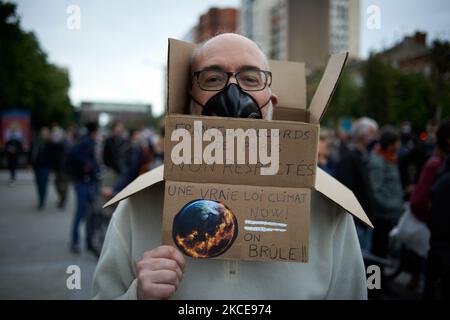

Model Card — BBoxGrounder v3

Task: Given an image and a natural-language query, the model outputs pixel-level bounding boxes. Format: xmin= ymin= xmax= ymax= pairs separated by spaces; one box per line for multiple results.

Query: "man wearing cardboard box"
xmin=93 ymin=34 xmax=369 ymax=300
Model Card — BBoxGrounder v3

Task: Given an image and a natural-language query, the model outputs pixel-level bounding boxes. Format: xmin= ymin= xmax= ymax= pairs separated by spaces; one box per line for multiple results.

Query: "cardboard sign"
xmin=159 ymin=39 xmax=351 ymax=264
xmin=164 ymin=115 xmax=319 ymax=188
xmin=162 ymin=181 xmax=310 ymax=263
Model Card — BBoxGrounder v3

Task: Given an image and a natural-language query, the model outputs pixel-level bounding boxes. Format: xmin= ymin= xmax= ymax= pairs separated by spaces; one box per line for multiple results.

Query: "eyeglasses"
xmin=193 ymin=69 xmax=272 ymax=92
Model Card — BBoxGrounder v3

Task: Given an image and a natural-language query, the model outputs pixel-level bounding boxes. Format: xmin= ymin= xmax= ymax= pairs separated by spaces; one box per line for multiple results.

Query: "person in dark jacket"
xmin=5 ymin=126 xmax=24 ymax=183
xmin=69 ymin=122 xmax=101 ymax=255
xmin=112 ymin=128 xmax=144 ymax=194
xmin=336 ymin=117 xmax=378 ymax=252
xmin=410 ymin=118 xmax=450 ymax=223
xmin=102 ymin=121 xmax=126 ymax=175
xmin=102 ymin=129 xmax=156 ymax=198
xmin=368 ymin=126 xmax=403 ymax=259
xmin=47 ymin=126 xmax=71 ymax=209
xmin=424 ymin=155 xmax=450 ymax=299
xmin=30 ymin=127 xmax=51 ymax=209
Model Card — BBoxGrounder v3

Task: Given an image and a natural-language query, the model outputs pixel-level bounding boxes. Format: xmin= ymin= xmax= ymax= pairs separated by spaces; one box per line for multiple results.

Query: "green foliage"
xmin=322 ymin=68 xmax=363 ymax=123
xmin=390 ymin=72 xmax=434 ymax=131
xmin=320 ymin=40 xmax=450 ymax=133
xmin=430 ymin=40 xmax=450 ymax=119
xmin=362 ymin=54 xmax=397 ymax=124
xmin=0 ymin=1 xmax=73 ymax=129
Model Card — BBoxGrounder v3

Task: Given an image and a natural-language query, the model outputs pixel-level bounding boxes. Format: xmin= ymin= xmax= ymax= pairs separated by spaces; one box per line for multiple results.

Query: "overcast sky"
xmin=12 ymin=0 xmax=450 ymax=116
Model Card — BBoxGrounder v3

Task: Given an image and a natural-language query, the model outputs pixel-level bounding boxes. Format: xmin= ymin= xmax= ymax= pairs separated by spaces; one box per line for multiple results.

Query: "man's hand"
xmin=136 ymin=245 xmax=186 ymax=300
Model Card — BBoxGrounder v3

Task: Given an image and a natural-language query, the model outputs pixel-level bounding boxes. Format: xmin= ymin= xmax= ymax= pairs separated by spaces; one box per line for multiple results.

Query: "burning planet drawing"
xmin=172 ymin=199 xmax=238 ymax=258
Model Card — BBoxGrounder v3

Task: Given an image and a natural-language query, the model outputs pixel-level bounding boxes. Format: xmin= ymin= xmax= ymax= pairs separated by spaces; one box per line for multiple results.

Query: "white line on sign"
xmin=244 ymin=220 xmax=288 ymax=227
xmin=244 ymin=226 xmax=287 ymax=232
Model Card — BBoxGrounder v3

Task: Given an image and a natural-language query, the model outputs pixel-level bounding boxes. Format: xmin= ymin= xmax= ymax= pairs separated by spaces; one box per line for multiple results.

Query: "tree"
xmin=430 ymin=40 xmax=450 ymax=119
xmin=0 ymin=1 xmax=73 ymax=129
xmin=390 ymin=72 xmax=433 ymax=133
xmin=322 ymin=67 xmax=363 ymax=126
xmin=318 ymin=48 xmax=446 ymax=133
xmin=361 ymin=53 xmax=398 ymax=125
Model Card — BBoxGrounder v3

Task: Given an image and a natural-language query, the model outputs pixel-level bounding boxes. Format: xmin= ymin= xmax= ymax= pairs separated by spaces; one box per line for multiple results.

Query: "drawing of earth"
xmin=172 ymin=199 xmax=238 ymax=258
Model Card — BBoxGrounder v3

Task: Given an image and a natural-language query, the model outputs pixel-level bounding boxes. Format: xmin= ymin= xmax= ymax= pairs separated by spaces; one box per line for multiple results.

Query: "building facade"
xmin=380 ymin=31 xmax=431 ymax=76
xmin=79 ymin=101 xmax=152 ymax=128
xmin=240 ymin=0 xmax=360 ymax=71
xmin=196 ymin=7 xmax=238 ymax=43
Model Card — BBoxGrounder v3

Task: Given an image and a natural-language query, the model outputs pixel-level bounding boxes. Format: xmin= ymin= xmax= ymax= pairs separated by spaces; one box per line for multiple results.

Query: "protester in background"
xmin=47 ymin=126 xmax=71 ymax=209
xmin=153 ymin=122 xmax=165 ymax=166
xmin=102 ymin=121 xmax=126 ymax=186
xmin=328 ymin=126 xmax=350 ymax=170
xmin=318 ymin=128 xmax=336 ymax=176
xmin=336 ymin=117 xmax=379 ymax=252
xmin=397 ymin=121 xmax=418 ymax=199
xmin=411 ymin=120 xmax=439 ymax=184
xmin=68 ymin=122 xmax=101 ymax=256
xmin=102 ymin=128 xmax=157 ymax=198
xmin=410 ymin=118 xmax=450 ymax=223
xmin=424 ymin=154 xmax=450 ymax=299
xmin=139 ymin=130 xmax=157 ymax=173
xmin=30 ymin=127 xmax=51 ymax=210
xmin=423 ymin=120 xmax=439 ymax=157
xmin=387 ymin=121 xmax=446 ymax=291
xmin=368 ymin=126 xmax=403 ymax=259
xmin=109 ymin=128 xmax=144 ymax=196
xmin=5 ymin=125 xmax=24 ymax=183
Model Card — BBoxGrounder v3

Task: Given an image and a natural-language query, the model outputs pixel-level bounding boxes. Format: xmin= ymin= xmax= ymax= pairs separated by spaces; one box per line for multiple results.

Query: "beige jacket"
xmin=92 ymin=180 xmax=368 ymax=299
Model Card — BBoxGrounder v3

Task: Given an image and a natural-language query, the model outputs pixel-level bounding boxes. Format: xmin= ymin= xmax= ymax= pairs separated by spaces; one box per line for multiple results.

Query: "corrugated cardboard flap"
xmin=314 ymin=167 xmax=373 ymax=228
xmin=269 ymin=60 xmax=306 ymax=110
xmin=103 ymin=165 xmax=164 ymax=208
xmin=168 ymin=39 xmax=196 ymax=115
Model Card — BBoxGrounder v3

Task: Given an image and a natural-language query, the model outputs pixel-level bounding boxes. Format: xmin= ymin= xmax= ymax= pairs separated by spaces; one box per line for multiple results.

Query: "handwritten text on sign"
xmin=163 ymin=182 xmax=310 ymax=263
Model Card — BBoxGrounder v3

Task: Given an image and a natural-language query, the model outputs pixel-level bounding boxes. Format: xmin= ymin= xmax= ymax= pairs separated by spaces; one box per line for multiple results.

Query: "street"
xmin=0 ymin=169 xmax=97 ymax=299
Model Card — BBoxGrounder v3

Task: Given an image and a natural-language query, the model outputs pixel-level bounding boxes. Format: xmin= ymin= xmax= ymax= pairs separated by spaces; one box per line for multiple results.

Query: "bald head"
xmin=191 ymin=33 xmax=270 ymax=73
xmin=189 ymin=33 xmax=277 ymax=120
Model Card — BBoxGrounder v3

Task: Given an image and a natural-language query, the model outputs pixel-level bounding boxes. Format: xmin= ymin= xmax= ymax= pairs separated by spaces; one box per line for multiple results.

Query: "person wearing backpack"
xmin=67 ymin=122 xmax=101 ymax=256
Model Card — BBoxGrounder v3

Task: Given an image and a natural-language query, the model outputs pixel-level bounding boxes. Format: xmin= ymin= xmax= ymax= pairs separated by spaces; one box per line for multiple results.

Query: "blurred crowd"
xmin=319 ymin=117 xmax=450 ymax=299
xmin=4 ymin=121 xmax=164 ymax=258
xmin=3 ymin=116 xmax=450 ymax=299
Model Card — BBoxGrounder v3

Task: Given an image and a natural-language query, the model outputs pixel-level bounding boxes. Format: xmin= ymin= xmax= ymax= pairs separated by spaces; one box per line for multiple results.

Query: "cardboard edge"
xmin=103 ymin=165 xmax=164 ymax=208
xmin=166 ymin=38 xmax=172 ymax=114
xmin=314 ymin=167 xmax=374 ymax=229
xmin=308 ymin=52 xmax=349 ymax=124
xmin=167 ymin=38 xmax=196 ymax=115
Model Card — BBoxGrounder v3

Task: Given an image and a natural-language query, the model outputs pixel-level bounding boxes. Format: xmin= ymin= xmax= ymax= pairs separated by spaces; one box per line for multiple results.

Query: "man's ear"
xmin=270 ymin=94 xmax=278 ymax=107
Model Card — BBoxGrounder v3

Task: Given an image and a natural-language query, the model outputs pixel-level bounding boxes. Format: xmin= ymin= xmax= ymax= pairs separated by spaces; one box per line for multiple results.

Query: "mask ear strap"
xmin=259 ymin=96 xmax=272 ymax=110
xmin=189 ymin=94 xmax=205 ymax=108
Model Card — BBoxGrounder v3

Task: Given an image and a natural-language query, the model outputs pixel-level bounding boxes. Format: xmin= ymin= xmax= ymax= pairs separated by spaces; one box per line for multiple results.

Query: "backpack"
xmin=64 ymin=144 xmax=84 ymax=179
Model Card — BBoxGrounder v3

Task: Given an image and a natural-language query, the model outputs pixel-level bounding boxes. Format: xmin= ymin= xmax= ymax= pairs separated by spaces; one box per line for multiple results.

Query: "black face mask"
xmin=191 ymin=84 xmax=271 ymax=119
